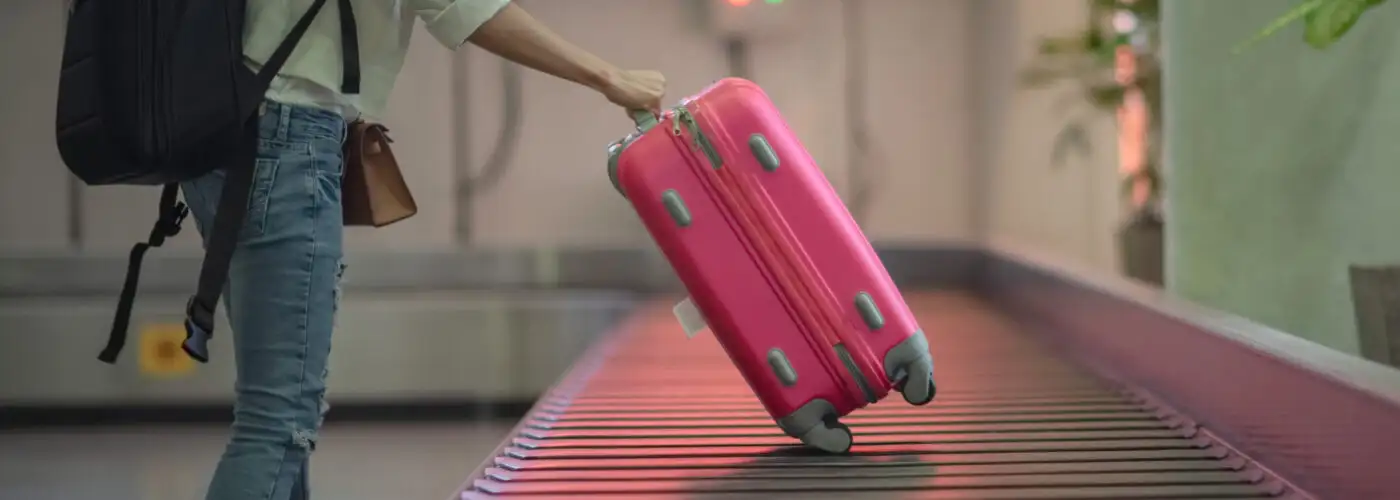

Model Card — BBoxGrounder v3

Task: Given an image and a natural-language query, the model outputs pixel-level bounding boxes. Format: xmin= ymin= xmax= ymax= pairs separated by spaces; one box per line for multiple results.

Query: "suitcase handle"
xmin=631 ymin=110 xmax=658 ymax=132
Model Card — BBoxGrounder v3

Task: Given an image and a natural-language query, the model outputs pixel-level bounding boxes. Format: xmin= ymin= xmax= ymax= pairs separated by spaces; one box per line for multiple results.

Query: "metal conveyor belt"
xmin=459 ymin=292 xmax=1303 ymax=499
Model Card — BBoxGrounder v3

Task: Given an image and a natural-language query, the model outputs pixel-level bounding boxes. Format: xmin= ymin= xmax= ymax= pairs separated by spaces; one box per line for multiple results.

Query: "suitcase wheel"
xmin=799 ymin=415 xmax=854 ymax=454
xmin=778 ymin=399 xmax=850 ymax=453
xmin=885 ymin=332 xmax=937 ymax=406
xmin=896 ymin=374 xmax=937 ymax=406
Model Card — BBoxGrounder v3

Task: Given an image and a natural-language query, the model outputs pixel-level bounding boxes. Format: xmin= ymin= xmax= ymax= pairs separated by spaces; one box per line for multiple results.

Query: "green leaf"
xmin=1303 ymin=0 xmax=1378 ymax=49
xmin=1128 ymin=0 xmax=1161 ymax=21
xmin=1236 ymin=0 xmax=1388 ymax=53
xmin=1233 ymin=0 xmax=1327 ymax=54
xmin=1084 ymin=28 xmax=1106 ymax=51
xmin=1092 ymin=37 xmax=1121 ymax=65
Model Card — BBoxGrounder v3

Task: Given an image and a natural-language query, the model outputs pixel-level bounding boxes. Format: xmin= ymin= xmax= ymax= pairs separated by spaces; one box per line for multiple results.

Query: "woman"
xmin=184 ymin=1 xmax=666 ymax=499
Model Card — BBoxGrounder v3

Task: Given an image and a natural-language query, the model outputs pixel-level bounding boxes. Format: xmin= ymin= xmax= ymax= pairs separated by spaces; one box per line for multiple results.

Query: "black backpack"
xmin=55 ymin=0 xmax=361 ymax=364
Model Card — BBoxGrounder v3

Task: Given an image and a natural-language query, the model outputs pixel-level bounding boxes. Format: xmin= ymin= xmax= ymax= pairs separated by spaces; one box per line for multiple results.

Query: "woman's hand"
xmin=601 ymin=69 xmax=666 ymax=116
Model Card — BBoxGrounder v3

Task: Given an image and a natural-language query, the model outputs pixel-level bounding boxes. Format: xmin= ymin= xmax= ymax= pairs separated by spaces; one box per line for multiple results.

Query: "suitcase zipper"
xmin=673 ymin=107 xmax=841 ymax=344
xmin=673 ymin=109 xmax=724 ymax=169
xmin=672 ymin=106 xmax=879 ymax=405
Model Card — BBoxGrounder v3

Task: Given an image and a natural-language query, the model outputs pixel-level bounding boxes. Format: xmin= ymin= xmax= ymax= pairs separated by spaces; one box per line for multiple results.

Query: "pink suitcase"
xmin=606 ymin=78 xmax=937 ymax=453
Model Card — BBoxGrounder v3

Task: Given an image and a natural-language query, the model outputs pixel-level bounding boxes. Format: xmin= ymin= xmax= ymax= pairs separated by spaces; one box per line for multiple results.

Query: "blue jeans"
xmin=180 ymin=101 xmax=347 ymax=500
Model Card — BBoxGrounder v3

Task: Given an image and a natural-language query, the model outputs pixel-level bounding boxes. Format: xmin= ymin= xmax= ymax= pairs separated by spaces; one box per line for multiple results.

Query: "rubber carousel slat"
xmin=474 ymin=470 xmax=1277 ymax=494
xmin=492 ymin=448 xmax=1237 ymax=472
xmin=486 ymin=457 xmax=1247 ymax=480
xmin=500 ymin=438 xmax=1218 ymax=461
xmin=529 ymin=408 xmax=1158 ymax=426
xmin=520 ymin=419 xmax=1170 ymax=439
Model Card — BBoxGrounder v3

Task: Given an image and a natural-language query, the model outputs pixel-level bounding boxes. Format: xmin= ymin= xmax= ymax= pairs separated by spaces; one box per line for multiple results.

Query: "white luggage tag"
xmin=672 ymin=296 xmax=709 ymax=339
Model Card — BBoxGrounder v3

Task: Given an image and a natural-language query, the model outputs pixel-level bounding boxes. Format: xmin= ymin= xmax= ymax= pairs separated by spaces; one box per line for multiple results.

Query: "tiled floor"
xmin=0 ymin=421 xmax=515 ymax=500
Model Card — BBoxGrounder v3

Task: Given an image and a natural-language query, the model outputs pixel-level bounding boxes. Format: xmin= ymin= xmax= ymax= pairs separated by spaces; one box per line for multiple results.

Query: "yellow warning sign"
xmin=138 ymin=324 xmax=195 ymax=378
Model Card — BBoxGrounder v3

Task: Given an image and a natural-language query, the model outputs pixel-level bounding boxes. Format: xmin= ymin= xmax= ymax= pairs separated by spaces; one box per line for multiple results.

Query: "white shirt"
xmin=243 ymin=0 xmax=510 ymax=121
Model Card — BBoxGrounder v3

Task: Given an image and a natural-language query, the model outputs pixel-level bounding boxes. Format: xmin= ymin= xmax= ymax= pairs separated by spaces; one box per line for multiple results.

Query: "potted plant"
xmin=1020 ymin=0 xmax=1164 ymax=285
xmin=1242 ymin=0 xmax=1396 ymax=366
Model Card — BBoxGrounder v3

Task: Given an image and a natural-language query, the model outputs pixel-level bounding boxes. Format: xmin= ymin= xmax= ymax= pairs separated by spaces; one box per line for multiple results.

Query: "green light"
xmin=765 ymin=0 xmax=783 ymax=4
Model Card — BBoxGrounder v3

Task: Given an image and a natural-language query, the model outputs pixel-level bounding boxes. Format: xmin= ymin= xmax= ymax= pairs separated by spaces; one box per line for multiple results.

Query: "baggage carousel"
xmin=455 ymin=250 xmax=1400 ymax=500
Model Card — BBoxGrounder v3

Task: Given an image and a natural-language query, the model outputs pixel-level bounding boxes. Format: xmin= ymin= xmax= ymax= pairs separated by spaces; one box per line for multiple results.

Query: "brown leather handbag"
xmin=342 ymin=121 xmax=417 ymax=227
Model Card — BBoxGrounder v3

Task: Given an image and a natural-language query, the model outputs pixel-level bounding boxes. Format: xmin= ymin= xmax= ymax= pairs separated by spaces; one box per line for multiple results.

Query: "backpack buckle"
xmin=157 ymin=202 xmax=189 ymax=238
xmin=182 ymin=296 xmax=214 ymax=363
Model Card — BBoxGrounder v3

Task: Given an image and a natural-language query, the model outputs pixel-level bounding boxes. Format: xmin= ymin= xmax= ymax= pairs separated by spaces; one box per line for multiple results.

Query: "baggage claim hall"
xmin=4 ymin=1 xmax=1399 ymax=499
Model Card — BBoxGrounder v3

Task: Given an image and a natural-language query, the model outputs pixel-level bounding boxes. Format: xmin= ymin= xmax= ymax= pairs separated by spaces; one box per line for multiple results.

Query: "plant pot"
xmin=1348 ymin=265 xmax=1400 ymax=367
xmin=1118 ymin=210 xmax=1164 ymax=286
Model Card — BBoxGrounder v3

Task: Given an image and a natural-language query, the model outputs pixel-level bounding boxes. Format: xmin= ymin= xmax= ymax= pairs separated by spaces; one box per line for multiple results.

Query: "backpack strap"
xmin=181 ymin=117 xmax=259 ymax=362
xmin=98 ymin=184 xmax=188 ymax=364
xmin=182 ymin=0 xmax=362 ymax=363
xmin=336 ymin=0 xmax=361 ymax=94
xmin=251 ymin=0 xmax=361 ymax=101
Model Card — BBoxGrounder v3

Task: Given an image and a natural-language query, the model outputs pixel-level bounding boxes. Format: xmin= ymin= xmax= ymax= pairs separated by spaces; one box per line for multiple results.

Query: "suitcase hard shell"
xmin=607 ymin=78 xmax=937 ymax=453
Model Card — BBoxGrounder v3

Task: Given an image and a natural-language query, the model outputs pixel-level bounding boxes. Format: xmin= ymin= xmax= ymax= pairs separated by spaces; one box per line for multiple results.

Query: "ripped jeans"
xmin=180 ymin=100 xmax=346 ymax=500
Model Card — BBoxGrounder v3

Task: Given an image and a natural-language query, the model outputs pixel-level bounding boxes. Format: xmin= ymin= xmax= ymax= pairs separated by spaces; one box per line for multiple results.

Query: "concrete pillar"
xmin=1164 ymin=0 xmax=1400 ymax=354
